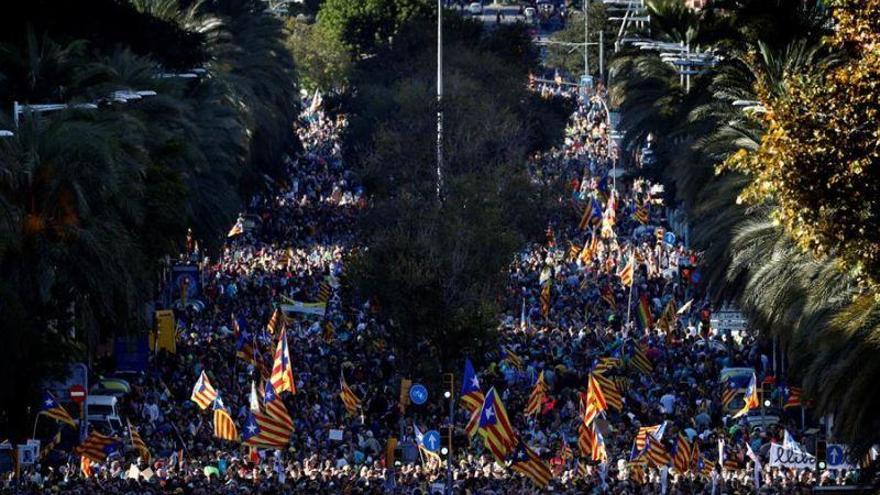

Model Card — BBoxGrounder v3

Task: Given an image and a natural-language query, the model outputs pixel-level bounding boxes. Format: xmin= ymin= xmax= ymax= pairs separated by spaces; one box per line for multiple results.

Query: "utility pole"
xmin=436 ymin=0 xmax=444 ymax=202
xmin=583 ymin=0 xmax=589 ymax=76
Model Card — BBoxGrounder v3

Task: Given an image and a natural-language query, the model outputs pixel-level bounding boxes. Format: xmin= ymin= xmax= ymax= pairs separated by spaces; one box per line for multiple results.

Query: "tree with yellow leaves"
xmin=725 ymin=0 xmax=880 ymax=290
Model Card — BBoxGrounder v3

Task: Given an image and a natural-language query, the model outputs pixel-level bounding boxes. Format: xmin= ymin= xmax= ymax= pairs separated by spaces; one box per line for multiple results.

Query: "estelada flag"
xmin=270 ymin=328 xmax=296 ymax=394
xmin=477 ymin=387 xmax=517 ymax=463
xmin=190 ymin=370 xmax=218 ymax=410
xmin=511 ymin=440 xmax=553 ymax=488
xmin=460 ymin=358 xmax=485 ymax=414
xmin=617 ymin=256 xmax=634 ymax=287
xmin=39 ymin=391 xmax=77 ymax=428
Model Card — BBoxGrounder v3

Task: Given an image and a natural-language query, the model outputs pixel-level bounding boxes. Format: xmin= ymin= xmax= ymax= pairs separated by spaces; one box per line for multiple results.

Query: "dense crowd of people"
xmin=4 ymin=80 xmax=868 ymax=494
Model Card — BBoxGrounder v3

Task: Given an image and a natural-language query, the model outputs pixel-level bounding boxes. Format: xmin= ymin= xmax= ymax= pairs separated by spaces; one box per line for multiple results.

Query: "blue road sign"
xmin=825 ymin=444 xmax=857 ymax=469
xmin=423 ymin=430 xmax=441 ymax=452
xmin=664 ymin=232 xmax=676 ymax=246
xmin=826 ymin=445 xmax=843 ymax=466
xmin=409 ymin=384 xmax=428 ymax=405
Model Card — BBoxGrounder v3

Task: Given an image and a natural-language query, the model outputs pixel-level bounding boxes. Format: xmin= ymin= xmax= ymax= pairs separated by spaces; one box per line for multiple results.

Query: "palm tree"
xmin=0 ymin=0 xmax=302 ymax=439
xmin=611 ymin=0 xmax=880 ymax=461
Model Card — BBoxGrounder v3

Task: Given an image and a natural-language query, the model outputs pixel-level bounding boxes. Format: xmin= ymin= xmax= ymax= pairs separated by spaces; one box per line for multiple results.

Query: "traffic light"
xmin=443 ymin=373 xmax=455 ymax=400
xmin=440 ymin=427 xmax=452 ymax=457
xmin=816 ymin=439 xmax=827 ymax=470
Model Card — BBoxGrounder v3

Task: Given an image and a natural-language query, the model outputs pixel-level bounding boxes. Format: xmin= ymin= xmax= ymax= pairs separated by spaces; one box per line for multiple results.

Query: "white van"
xmin=86 ymin=395 xmax=124 ymax=432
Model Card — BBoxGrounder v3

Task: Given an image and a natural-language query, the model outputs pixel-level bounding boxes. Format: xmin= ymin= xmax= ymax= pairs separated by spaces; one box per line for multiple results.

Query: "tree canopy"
xmin=725 ymin=0 xmax=880 ymax=291
xmin=609 ymin=0 xmax=880 ymax=456
xmin=343 ymin=13 xmax=570 ymax=372
xmin=0 ymin=0 xmax=299 ymax=438
xmin=317 ymin=0 xmax=431 ymax=55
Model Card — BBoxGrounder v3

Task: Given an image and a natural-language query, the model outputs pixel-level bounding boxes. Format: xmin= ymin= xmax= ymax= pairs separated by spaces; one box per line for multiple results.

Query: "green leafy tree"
xmin=285 ymin=18 xmax=352 ymax=91
xmin=317 ymin=0 xmax=431 ymax=55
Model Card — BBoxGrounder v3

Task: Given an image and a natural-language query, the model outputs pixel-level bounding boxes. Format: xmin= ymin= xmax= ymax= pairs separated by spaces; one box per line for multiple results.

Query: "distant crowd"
xmin=4 ymin=81 xmax=867 ymax=494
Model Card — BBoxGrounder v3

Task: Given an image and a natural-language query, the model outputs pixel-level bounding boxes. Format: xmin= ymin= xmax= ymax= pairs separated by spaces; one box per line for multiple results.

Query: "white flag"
xmin=249 ymin=381 xmax=260 ymax=412
xmin=746 ymin=442 xmax=761 ymax=490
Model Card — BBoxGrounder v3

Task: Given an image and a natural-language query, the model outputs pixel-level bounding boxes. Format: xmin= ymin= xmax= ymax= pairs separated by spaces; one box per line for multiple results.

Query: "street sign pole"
xmin=69 ymin=384 xmax=87 ymax=442
xmin=445 ymin=373 xmax=454 ymax=495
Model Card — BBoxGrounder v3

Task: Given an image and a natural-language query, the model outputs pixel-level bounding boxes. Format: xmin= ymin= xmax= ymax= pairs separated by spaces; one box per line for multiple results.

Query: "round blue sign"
xmin=409 ymin=384 xmax=428 ymax=405
xmin=423 ymin=430 xmax=441 ymax=452
xmin=826 ymin=445 xmax=844 ymax=466
xmin=664 ymin=232 xmax=676 ymax=246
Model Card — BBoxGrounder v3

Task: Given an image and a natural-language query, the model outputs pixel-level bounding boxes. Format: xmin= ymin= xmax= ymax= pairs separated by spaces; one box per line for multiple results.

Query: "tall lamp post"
xmin=436 ymin=0 xmax=444 ymax=202
xmin=584 ymin=0 xmax=589 ymax=76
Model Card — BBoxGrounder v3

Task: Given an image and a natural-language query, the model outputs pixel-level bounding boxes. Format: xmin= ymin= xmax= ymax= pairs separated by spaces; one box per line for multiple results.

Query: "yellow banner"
xmin=152 ymin=310 xmax=176 ymax=354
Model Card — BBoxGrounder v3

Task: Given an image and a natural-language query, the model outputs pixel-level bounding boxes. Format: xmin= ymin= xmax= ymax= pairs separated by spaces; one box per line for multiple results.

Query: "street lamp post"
xmin=436 ymin=0 xmax=444 ymax=202
xmin=13 ymin=89 xmax=157 ymax=128
xmin=13 ymin=101 xmax=99 ymax=128
xmin=584 ymin=0 xmax=589 ymax=77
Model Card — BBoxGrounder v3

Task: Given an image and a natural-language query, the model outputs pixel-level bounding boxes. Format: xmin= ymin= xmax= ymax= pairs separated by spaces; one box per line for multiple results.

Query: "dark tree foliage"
xmin=343 ymin=13 xmax=569 ymax=374
xmin=0 ymin=0 xmax=205 ymax=74
xmin=0 ymin=0 xmax=298 ymax=439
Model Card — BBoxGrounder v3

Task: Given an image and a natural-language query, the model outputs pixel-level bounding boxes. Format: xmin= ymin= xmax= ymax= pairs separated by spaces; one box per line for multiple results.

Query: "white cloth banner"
xmin=280 ymin=301 xmax=326 ymax=317
xmin=768 ymin=443 xmax=815 ymax=470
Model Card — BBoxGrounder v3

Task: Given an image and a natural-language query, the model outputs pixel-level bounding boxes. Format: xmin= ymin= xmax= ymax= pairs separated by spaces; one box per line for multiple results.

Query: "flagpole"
xmin=32 ymin=414 xmax=40 ymax=440
xmin=625 ymin=250 xmax=634 ymax=328
xmin=626 ymin=282 xmax=633 ymax=327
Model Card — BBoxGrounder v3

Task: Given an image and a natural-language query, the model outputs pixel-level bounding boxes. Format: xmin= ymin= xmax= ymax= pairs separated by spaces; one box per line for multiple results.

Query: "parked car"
xmin=468 ymin=2 xmax=483 ymax=15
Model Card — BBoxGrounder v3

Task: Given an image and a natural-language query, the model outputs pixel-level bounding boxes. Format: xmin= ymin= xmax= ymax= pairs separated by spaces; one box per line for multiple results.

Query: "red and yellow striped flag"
xmin=511 ymin=440 xmax=553 ymax=488
xmin=592 ymin=372 xmax=623 ymax=411
xmin=38 ymin=391 xmax=77 ymax=428
xmin=340 ymin=373 xmax=361 ymax=415
xmin=524 ymin=371 xmax=547 ymax=416
xmin=617 ymin=256 xmax=634 ymax=287
xmin=270 ymin=328 xmax=296 ymax=395
xmin=212 ymin=395 xmax=239 ymax=442
xmin=266 ymin=307 xmax=286 ymax=335
xmin=504 ymin=347 xmax=524 ymax=370
xmin=673 ymin=432 xmax=691 ymax=474
xmin=190 ymin=370 xmax=218 ymax=410
xmin=567 ymin=242 xmax=581 ymax=260
xmin=74 ymin=432 xmax=118 ymax=463
xmin=578 ymin=423 xmax=595 ymax=457
xmin=128 ymin=420 xmax=151 ymax=461
xmin=540 ymin=282 xmax=552 ymax=318
xmin=264 ymin=381 xmax=293 ymax=432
